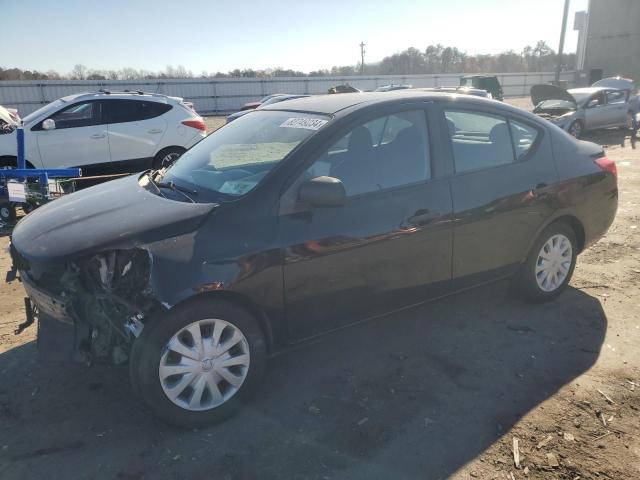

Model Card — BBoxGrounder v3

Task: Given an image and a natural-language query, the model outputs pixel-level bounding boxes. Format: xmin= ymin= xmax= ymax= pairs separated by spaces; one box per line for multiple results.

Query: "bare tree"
xmin=70 ymin=64 xmax=88 ymax=80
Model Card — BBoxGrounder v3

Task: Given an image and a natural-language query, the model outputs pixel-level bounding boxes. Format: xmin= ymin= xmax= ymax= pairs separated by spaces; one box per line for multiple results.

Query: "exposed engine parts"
xmin=15 ymin=247 xmax=162 ymax=363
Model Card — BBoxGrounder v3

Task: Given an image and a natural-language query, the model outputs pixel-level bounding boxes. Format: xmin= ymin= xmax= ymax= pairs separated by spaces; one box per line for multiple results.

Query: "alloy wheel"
xmin=535 ymin=234 xmax=573 ymax=292
xmin=159 ymin=318 xmax=250 ymax=411
xmin=162 ymin=152 xmax=181 ymax=167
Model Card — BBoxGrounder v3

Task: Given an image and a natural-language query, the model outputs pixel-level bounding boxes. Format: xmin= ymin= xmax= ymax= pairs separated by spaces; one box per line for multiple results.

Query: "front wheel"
xmin=130 ymin=299 xmax=267 ymax=428
xmin=516 ymin=222 xmax=578 ymax=302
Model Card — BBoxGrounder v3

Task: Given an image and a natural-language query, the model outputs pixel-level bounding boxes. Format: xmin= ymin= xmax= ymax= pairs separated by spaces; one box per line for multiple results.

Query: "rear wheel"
xmin=568 ymin=120 xmax=583 ymax=138
xmin=152 ymin=147 xmax=185 ymax=170
xmin=0 ymin=203 xmax=16 ymax=223
xmin=517 ymin=222 xmax=577 ymax=302
xmin=130 ymin=298 xmax=267 ymax=428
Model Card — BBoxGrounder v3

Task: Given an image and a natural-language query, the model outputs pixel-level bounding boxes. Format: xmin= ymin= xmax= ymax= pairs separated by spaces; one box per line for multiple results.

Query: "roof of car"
xmin=568 ymin=87 xmax=608 ymax=94
xmin=62 ymin=91 xmax=175 ymax=103
xmin=260 ymin=91 xmax=495 ymax=115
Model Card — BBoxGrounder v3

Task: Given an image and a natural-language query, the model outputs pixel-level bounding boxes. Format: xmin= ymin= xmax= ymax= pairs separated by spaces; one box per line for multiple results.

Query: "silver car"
xmin=531 ymin=84 xmax=635 ymax=137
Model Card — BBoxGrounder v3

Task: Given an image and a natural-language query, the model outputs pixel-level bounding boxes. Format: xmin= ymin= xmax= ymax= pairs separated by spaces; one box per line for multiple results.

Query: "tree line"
xmin=1 ymin=41 xmax=573 ymax=81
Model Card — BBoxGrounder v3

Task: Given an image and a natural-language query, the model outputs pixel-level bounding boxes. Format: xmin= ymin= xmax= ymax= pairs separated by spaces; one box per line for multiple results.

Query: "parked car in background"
xmin=593 ymin=76 xmax=639 ymax=115
xmin=0 ymin=105 xmax=20 ymax=124
xmin=0 ymin=104 xmax=19 ymax=132
xmin=240 ymin=94 xmax=288 ymax=111
xmin=415 ymin=86 xmax=490 ymax=98
xmin=530 ymin=84 xmax=635 ymax=138
xmin=226 ymin=94 xmax=311 ymax=123
xmin=0 ymin=91 xmax=206 ymax=173
xmin=374 ymin=84 xmax=412 ymax=92
xmin=328 ymin=84 xmax=361 ymax=94
xmin=11 ymin=91 xmax=617 ymax=427
xmin=460 ymin=75 xmax=503 ymax=100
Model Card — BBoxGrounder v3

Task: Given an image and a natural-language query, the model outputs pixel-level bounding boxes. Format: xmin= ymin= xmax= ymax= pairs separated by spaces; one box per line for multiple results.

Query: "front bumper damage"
xmin=10 ymin=245 xmax=164 ymax=363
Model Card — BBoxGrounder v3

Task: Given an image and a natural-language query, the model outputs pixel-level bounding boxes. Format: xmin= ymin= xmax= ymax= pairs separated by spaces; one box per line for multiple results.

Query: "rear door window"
xmin=445 ymin=110 xmax=514 ymax=173
xmin=104 ymin=100 xmax=172 ymax=124
xmin=509 ymin=120 xmax=539 ymax=160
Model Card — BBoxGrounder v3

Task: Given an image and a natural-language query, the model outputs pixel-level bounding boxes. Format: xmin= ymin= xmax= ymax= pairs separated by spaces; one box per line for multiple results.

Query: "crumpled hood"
xmin=12 ymin=174 xmax=217 ymax=262
xmin=530 ymin=84 xmax=577 ymax=108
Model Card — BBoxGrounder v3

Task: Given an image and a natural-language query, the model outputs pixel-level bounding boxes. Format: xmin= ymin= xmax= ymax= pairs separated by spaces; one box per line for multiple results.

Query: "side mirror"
xmin=587 ymin=99 xmax=599 ymax=109
xmin=42 ymin=119 xmax=56 ymax=130
xmin=298 ymin=176 xmax=346 ymax=207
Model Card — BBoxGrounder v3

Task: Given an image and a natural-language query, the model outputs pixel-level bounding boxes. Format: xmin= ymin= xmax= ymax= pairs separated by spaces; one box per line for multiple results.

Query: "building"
xmin=581 ymin=0 xmax=640 ymax=83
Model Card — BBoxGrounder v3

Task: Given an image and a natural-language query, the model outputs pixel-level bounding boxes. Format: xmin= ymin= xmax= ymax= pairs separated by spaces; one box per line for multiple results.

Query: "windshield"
xmin=568 ymin=90 xmax=594 ymax=106
xmin=537 ymin=99 xmax=576 ymax=110
xmin=22 ymin=99 xmax=66 ymax=123
xmin=161 ymin=110 xmax=329 ymax=199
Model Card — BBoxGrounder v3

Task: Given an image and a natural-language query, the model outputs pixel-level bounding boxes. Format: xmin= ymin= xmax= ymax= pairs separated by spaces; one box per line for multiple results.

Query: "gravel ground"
xmin=0 ymin=98 xmax=638 ymax=480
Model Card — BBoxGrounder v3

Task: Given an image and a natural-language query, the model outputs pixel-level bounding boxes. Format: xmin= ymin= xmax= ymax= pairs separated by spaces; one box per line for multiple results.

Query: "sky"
xmin=1 ymin=0 xmax=589 ymax=74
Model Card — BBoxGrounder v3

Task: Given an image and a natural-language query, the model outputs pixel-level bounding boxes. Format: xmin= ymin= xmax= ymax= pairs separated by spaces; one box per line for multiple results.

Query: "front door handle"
xmin=148 ymin=128 xmax=163 ymax=134
xmin=90 ymin=133 xmax=106 ymax=139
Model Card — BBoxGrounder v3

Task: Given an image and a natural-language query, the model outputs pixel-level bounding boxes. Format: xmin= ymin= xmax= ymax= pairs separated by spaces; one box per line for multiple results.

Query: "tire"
xmin=152 ymin=147 xmax=185 ymax=170
xmin=0 ymin=203 xmax=16 ymax=223
xmin=516 ymin=222 xmax=578 ymax=303
xmin=568 ymin=120 xmax=583 ymax=138
xmin=0 ymin=156 xmax=17 ymax=169
xmin=130 ymin=298 xmax=267 ymax=428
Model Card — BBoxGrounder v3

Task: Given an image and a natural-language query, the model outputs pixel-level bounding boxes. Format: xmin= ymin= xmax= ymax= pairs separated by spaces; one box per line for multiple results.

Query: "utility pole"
xmin=360 ymin=42 xmax=365 ymax=75
xmin=555 ymin=0 xmax=570 ymax=83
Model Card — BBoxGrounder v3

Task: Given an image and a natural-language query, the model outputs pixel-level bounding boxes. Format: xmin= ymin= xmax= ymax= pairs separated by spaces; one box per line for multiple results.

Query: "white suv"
xmin=0 ymin=91 xmax=206 ymax=174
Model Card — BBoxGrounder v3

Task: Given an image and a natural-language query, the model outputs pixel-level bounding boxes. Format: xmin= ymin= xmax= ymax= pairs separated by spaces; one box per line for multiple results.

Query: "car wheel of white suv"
xmin=153 ymin=147 xmax=186 ymax=170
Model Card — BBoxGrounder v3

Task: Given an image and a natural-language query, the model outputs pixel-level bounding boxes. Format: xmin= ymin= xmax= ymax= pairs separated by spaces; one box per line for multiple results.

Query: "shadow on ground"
xmin=0 ymin=282 xmax=606 ymax=480
xmin=585 ymin=128 xmax=638 ymax=150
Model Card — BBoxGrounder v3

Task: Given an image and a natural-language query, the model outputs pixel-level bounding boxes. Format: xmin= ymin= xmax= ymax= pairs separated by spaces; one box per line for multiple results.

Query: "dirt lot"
xmin=1 ymin=101 xmax=639 ymax=480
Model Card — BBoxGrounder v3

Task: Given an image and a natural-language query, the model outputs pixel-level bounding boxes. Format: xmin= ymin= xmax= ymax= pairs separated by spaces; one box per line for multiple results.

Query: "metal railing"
xmin=0 ymin=71 xmax=577 ymax=116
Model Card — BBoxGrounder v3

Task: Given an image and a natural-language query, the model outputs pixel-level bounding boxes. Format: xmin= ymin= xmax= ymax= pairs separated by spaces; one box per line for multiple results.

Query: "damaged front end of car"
xmin=8 ymin=173 xmax=218 ymax=363
xmin=13 ymin=245 xmax=165 ymax=364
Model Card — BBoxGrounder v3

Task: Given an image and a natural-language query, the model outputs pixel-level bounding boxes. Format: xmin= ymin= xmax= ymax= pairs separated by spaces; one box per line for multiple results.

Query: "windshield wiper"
xmin=155 ymin=180 xmax=197 ymax=203
xmin=146 ymin=170 xmax=198 ymax=203
xmin=145 ymin=171 xmax=167 ymax=199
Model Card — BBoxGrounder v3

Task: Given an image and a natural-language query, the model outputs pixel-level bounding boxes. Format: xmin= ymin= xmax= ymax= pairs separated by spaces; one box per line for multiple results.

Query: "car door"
xmin=441 ymin=106 xmax=557 ymax=289
xmin=279 ymin=106 xmax=453 ymax=340
xmin=34 ymin=100 xmax=110 ymax=169
xmin=603 ymin=90 xmax=629 ymax=126
xmin=583 ymin=91 xmax=611 ymax=130
xmin=104 ymin=99 xmax=170 ymax=172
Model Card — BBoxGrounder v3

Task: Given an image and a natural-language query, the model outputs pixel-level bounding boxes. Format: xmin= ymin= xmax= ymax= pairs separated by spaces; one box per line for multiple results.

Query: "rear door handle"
xmin=90 ymin=133 xmax=106 ymax=139
xmin=148 ymin=128 xmax=163 ymax=134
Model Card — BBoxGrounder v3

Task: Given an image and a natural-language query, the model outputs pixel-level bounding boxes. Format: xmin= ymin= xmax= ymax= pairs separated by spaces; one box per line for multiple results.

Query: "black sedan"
xmin=10 ymin=92 xmax=618 ymax=427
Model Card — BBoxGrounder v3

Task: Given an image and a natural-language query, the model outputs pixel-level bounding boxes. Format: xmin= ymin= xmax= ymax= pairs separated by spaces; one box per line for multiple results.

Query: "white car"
xmin=0 ymin=91 xmax=206 ymax=174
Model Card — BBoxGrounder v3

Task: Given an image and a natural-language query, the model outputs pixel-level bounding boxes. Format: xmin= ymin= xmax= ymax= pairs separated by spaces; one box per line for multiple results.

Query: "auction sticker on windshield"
xmin=280 ymin=117 xmax=328 ymax=130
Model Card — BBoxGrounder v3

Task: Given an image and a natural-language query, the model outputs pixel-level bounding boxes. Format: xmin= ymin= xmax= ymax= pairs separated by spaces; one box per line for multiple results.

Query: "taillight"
xmin=182 ymin=119 xmax=207 ymax=132
xmin=594 ymin=156 xmax=617 ymax=181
